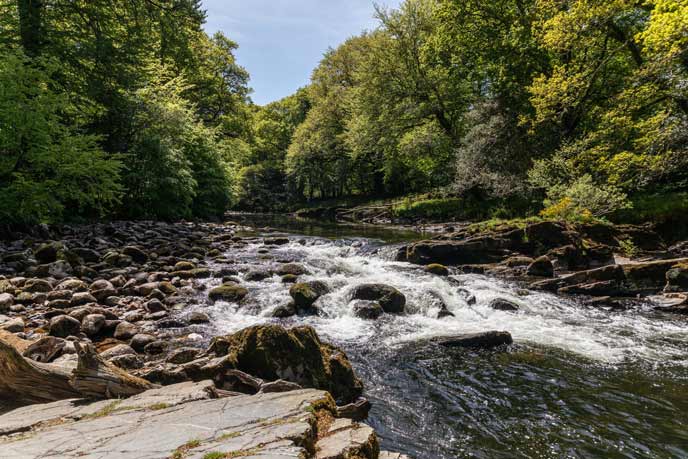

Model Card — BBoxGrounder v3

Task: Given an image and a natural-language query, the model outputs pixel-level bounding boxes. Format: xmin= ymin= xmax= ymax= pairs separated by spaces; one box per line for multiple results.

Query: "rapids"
xmin=188 ymin=216 xmax=688 ymax=458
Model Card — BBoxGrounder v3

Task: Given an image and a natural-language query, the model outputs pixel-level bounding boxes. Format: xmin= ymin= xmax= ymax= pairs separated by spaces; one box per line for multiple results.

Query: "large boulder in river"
xmin=351 ymin=284 xmax=406 ymax=314
xmin=207 ymin=324 xmax=363 ymax=404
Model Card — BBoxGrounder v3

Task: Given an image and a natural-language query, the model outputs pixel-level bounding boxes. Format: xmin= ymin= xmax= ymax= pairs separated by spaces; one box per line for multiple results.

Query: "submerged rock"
xmin=351 ymin=300 xmax=384 ymax=320
xmin=425 ymin=263 xmax=449 ymax=276
xmin=207 ymin=324 xmax=364 ymax=404
xmin=435 ymin=331 xmax=513 ymax=349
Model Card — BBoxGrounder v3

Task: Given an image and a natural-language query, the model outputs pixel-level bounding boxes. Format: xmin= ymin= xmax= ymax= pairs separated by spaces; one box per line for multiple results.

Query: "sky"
xmin=202 ymin=0 xmax=402 ymax=106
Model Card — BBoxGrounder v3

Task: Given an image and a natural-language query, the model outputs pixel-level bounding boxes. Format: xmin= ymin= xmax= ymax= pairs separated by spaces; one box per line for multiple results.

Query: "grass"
xmin=171 ymin=439 xmax=202 ymax=459
xmin=466 ymin=217 xmax=543 ymax=234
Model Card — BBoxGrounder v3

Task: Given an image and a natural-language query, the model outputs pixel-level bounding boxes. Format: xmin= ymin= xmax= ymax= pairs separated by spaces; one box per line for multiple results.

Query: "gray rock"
xmin=315 ymin=418 xmax=379 ymax=459
xmin=526 ymin=256 xmax=555 ymax=277
xmin=0 ymin=387 xmax=334 ymax=459
xmin=188 ymin=311 xmax=210 ymax=324
xmin=489 ymin=298 xmax=520 ymax=312
xmin=0 ymin=293 xmax=13 ymax=312
xmin=1 ymin=318 xmax=24 ymax=333
xmin=81 ymin=314 xmax=106 ymax=336
xmin=351 ymin=284 xmax=406 ymax=314
xmin=99 ymin=344 xmax=136 ymax=360
xmin=114 ymin=321 xmax=139 ymax=341
xmin=70 ymin=292 xmax=97 ymax=307
xmin=130 ymin=333 xmax=157 ymax=352
xmin=49 ymin=315 xmax=81 ymax=338
xmin=166 ymin=347 xmax=200 ymax=364
xmin=351 ymin=300 xmax=384 ymax=320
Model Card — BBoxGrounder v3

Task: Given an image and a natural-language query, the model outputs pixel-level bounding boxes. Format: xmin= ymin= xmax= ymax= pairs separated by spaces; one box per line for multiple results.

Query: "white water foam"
xmin=200 ymin=238 xmax=688 ymax=367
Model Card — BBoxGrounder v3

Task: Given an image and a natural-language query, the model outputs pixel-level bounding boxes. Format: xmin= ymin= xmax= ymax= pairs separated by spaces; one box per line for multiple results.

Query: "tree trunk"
xmin=0 ymin=332 xmax=157 ymax=405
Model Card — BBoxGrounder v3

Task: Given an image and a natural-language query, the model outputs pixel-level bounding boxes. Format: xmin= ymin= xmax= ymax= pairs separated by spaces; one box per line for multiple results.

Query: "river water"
xmin=191 ymin=215 xmax=688 ymax=458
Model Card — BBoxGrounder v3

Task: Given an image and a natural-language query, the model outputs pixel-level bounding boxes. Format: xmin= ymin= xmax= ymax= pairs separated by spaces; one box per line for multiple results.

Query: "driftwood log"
xmin=0 ymin=331 xmax=156 ymax=405
xmin=71 ymin=341 xmax=156 ymax=398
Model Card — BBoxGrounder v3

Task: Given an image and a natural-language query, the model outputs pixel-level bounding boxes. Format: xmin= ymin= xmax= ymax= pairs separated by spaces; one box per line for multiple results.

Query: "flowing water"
xmin=190 ymin=215 xmax=688 ymax=458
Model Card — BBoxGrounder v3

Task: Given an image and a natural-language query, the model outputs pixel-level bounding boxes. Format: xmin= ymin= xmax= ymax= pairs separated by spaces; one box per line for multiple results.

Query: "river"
xmin=190 ymin=214 xmax=688 ymax=458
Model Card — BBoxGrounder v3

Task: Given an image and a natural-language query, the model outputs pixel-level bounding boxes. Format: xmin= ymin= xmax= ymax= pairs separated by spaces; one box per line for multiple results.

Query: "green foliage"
xmin=0 ymin=51 xmax=122 ymax=225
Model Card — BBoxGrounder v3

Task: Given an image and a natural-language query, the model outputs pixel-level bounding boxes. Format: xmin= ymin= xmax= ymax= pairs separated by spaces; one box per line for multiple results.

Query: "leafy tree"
xmin=0 ymin=51 xmax=122 ymax=224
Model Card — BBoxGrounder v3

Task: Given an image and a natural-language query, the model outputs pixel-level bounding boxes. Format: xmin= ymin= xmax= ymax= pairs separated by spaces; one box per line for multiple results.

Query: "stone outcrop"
xmin=0 ymin=381 xmax=396 ymax=459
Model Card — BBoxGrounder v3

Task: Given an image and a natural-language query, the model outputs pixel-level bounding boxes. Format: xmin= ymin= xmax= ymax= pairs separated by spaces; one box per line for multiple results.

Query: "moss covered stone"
xmin=289 ymin=281 xmax=329 ymax=310
xmin=425 ymin=264 xmax=449 ymax=276
xmin=208 ymin=284 xmax=249 ymax=303
xmin=208 ymin=324 xmax=363 ymax=404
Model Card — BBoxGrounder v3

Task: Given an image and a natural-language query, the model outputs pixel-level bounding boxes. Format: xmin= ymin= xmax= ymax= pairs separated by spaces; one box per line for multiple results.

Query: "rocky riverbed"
xmin=1 ymin=217 xmax=688 ymax=458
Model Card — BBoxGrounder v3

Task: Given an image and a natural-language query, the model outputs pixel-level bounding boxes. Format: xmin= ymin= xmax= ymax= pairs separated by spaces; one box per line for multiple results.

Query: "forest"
xmin=1 ymin=0 xmax=687 ymax=226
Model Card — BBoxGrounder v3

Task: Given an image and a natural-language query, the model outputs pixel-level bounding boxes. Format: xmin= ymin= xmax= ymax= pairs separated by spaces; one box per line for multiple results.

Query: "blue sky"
xmin=202 ymin=0 xmax=402 ymax=105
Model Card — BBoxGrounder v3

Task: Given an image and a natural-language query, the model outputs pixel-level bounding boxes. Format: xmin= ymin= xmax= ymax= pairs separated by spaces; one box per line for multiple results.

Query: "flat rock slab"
xmin=0 ymin=383 xmax=332 ymax=459
xmin=316 ymin=418 xmax=379 ymax=459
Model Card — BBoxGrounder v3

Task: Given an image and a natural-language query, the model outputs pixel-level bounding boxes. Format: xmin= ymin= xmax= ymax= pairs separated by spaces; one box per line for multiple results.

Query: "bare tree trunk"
xmin=0 ymin=332 xmax=157 ymax=405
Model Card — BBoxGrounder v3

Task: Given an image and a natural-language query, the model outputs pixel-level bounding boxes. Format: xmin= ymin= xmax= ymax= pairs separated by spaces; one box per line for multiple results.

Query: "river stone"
xmin=23 ymin=278 xmax=53 ymax=293
xmin=289 ymin=281 xmax=329 ymax=311
xmin=1 ymin=317 xmax=24 ymax=333
xmin=276 ymin=263 xmax=310 ymax=276
xmin=81 ymin=314 xmax=106 ymax=336
xmin=208 ymin=324 xmax=363 ymax=404
xmin=526 ymin=256 xmax=554 ymax=277
xmin=49 ymin=315 xmax=81 ymax=338
xmin=665 ymin=263 xmax=688 ymax=292
xmin=70 ymin=292 xmax=97 ymax=307
xmin=130 ymin=333 xmax=157 ymax=352
xmin=188 ymin=311 xmax=210 ymax=324
xmin=34 ymin=242 xmax=62 ymax=264
xmin=0 ymin=293 xmax=13 ymax=312
xmin=436 ymin=331 xmax=513 ymax=349
xmin=245 ymin=269 xmax=272 ymax=281
xmin=208 ymin=284 xmax=249 ymax=303
xmin=273 ymin=302 xmax=297 ymax=318
xmin=166 ymin=347 xmax=200 ymax=364
xmin=351 ymin=300 xmax=384 ymax=320
xmin=282 ymin=274 xmax=299 ymax=284
xmin=174 ymin=261 xmax=196 ymax=271
xmin=351 ymin=284 xmax=406 ymax=314
xmin=114 ymin=321 xmax=139 ymax=340
xmin=489 ymin=298 xmax=520 ymax=312
xmin=122 ymin=246 xmax=148 ymax=263
xmin=425 ymin=263 xmax=449 ymax=276
xmin=100 ymin=344 xmax=136 ymax=360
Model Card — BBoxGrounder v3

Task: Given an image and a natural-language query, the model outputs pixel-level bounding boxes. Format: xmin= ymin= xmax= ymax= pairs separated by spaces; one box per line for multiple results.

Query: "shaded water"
xmin=191 ymin=215 xmax=688 ymax=458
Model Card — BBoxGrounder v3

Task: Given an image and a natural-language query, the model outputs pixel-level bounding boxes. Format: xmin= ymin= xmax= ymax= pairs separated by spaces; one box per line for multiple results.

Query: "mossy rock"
xmin=208 ymin=284 xmax=249 ymax=303
xmin=425 ymin=264 xmax=449 ymax=276
xmin=208 ymin=324 xmax=363 ymax=404
xmin=276 ymin=263 xmax=310 ymax=276
xmin=289 ymin=281 xmax=329 ymax=310
xmin=174 ymin=261 xmax=196 ymax=271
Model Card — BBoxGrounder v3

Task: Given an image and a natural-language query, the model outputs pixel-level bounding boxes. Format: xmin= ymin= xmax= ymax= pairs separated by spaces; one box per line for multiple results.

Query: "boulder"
xmin=130 ymin=333 xmax=156 ymax=353
xmin=665 ymin=263 xmax=688 ymax=292
xmin=425 ymin=264 xmax=449 ymax=276
xmin=0 ymin=293 xmax=13 ymax=313
xmin=1 ymin=317 xmax=24 ymax=333
xmin=272 ymin=302 xmax=297 ymax=318
xmin=245 ymin=270 xmax=272 ymax=282
xmin=208 ymin=284 xmax=249 ymax=303
xmin=114 ymin=321 xmax=139 ymax=341
xmin=188 ymin=311 xmax=210 ymax=324
xmin=49 ymin=315 xmax=81 ymax=338
xmin=207 ymin=324 xmax=363 ymax=404
xmin=489 ymin=298 xmax=520 ymax=312
xmin=351 ymin=284 xmax=405 ymax=314
xmin=122 ymin=246 xmax=148 ymax=264
xmin=289 ymin=281 xmax=329 ymax=311
xmin=526 ymin=256 xmax=554 ymax=277
xmin=34 ymin=242 xmax=62 ymax=264
xmin=350 ymin=300 xmax=384 ymax=320
xmin=81 ymin=314 xmax=106 ymax=337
